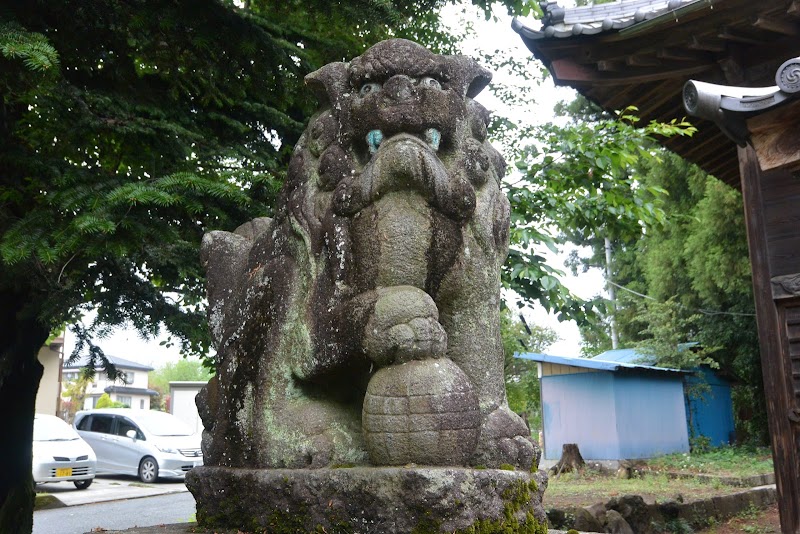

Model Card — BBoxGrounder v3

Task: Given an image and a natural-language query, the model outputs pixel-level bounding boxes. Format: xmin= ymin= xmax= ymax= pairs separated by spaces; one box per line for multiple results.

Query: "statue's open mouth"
xmin=366 ymin=128 xmax=441 ymax=156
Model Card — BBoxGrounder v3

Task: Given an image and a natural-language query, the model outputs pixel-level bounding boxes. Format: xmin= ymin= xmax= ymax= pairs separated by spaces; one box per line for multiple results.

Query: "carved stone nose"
xmin=383 ymin=75 xmax=415 ymax=101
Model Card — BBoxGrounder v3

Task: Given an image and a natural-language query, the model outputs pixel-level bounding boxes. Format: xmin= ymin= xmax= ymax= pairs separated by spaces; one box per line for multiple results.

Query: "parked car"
xmin=33 ymin=414 xmax=96 ymax=490
xmin=74 ymin=408 xmax=203 ymax=483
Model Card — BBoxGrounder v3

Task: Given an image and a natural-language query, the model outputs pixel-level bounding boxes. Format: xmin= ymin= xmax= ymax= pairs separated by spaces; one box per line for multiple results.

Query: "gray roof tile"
xmin=513 ymin=0 xmax=703 ymax=40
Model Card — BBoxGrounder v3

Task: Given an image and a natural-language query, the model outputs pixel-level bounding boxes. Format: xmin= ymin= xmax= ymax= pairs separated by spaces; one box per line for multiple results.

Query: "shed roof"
xmin=515 ymin=352 xmax=685 ymax=374
xmin=591 ymin=348 xmax=651 ymax=364
xmin=592 ymin=343 xmax=699 ymax=365
xmin=513 ymin=0 xmax=800 ymax=187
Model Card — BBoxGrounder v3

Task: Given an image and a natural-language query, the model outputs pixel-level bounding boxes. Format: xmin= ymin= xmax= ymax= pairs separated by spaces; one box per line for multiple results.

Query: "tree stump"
xmin=549 ymin=443 xmax=585 ymax=477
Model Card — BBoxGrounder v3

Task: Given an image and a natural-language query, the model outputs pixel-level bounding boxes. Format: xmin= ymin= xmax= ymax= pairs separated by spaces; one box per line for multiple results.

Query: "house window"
xmin=122 ymin=372 xmax=134 ymax=385
xmin=139 ymin=399 xmax=145 ymax=409
xmin=117 ymin=395 xmax=132 ymax=407
xmin=63 ymin=371 xmax=78 ymax=382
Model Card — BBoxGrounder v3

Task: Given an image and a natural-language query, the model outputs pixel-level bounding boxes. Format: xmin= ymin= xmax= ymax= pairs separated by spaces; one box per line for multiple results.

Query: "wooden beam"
xmin=688 ymin=35 xmax=726 ymax=52
xmin=772 ymin=274 xmax=800 ymax=300
xmin=625 ymin=55 xmax=660 ymax=67
xmin=718 ymin=27 xmax=769 ymax=45
xmin=597 ymin=60 xmax=624 ymax=72
xmin=718 ymin=57 xmax=746 ymax=84
xmin=549 ymin=58 xmax=712 ymax=87
xmin=747 ymin=101 xmax=800 ymax=172
xmin=753 ymin=16 xmax=800 ymax=36
xmin=657 ymin=47 xmax=712 ymax=62
xmin=738 ymin=144 xmax=800 ymax=534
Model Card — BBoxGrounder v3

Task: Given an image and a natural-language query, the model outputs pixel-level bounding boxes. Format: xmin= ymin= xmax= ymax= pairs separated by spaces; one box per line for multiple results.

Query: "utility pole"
xmin=604 ymin=236 xmax=619 ymax=349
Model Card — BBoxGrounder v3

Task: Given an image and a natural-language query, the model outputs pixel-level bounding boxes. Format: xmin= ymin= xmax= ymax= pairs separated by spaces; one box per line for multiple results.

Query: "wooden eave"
xmin=517 ymin=0 xmax=800 ymax=188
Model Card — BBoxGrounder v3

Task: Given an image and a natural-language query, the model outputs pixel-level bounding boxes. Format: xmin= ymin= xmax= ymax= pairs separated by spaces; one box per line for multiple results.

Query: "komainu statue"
xmin=189 ymin=38 xmax=546 ymax=534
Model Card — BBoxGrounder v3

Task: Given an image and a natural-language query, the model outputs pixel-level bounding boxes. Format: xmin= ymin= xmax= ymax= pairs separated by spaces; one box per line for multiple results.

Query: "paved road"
xmin=33 ymin=475 xmax=194 ymax=534
xmin=33 ymin=492 xmax=196 ymax=534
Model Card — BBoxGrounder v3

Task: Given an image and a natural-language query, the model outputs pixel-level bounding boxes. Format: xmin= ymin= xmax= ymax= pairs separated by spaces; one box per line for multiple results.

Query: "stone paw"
xmin=364 ymin=285 xmax=447 ymax=366
xmin=471 ymin=406 xmax=541 ymax=471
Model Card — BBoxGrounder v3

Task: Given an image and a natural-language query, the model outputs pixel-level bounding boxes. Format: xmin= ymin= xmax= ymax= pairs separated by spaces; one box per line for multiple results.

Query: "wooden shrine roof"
xmin=513 ymin=0 xmax=800 ymax=187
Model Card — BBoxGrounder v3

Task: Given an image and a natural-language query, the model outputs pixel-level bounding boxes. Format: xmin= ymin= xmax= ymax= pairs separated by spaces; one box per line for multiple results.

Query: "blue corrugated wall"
xmin=685 ymin=367 xmax=735 ymax=447
xmin=614 ymin=374 xmax=690 ymax=458
xmin=541 ymin=371 xmax=690 ymax=460
xmin=542 ymin=372 xmax=620 ymax=460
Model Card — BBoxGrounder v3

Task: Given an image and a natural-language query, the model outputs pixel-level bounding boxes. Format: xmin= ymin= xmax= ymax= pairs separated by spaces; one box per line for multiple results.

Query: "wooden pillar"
xmin=738 ymin=141 xmax=800 ymax=533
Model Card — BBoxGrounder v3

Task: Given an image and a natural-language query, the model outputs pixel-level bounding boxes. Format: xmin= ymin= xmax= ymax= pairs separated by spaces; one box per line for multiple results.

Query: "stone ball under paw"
xmin=362 ymin=357 xmax=480 ymax=466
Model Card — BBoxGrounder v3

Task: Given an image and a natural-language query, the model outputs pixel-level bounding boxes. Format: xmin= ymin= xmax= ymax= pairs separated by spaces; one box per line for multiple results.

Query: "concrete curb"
xmin=664 ymin=471 xmax=776 ymax=487
xmin=38 ymin=476 xmax=188 ymax=508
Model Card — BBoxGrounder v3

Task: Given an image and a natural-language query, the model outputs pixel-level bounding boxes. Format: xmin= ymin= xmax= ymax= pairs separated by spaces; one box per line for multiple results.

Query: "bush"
xmin=95 ymin=393 xmax=126 ymax=408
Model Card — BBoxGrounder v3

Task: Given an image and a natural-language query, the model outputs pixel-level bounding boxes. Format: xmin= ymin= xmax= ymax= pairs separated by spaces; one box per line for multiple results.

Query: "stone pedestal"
xmin=186 ymin=466 xmax=548 ymax=534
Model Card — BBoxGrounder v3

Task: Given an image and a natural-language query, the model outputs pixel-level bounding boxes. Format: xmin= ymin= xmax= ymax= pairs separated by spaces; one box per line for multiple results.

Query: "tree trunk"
xmin=549 ymin=443 xmax=585 ymax=477
xmin=0 ymin=291 xmax=49 ymax=534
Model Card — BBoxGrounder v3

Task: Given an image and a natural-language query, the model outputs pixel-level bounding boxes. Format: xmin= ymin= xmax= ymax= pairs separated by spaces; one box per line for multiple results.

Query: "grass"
xmin=644 ymin=446 xmax=773 ymax=478
xmin=34 ymin=493 xmax=62 ymax=511
xmin=545 ymin=472 xmax=743 ymax=508
xmin=545 ymin=446 xmax=775 ymax=510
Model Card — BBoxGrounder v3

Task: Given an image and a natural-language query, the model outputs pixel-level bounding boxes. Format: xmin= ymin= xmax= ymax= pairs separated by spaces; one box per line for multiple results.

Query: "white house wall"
xmin=35 ymin=344 xmax=62 ymax=416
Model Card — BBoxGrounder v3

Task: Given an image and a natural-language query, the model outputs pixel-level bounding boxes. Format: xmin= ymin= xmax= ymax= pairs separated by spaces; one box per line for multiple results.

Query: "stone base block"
xmin=186 ymin=466 xmax=548 ymax=533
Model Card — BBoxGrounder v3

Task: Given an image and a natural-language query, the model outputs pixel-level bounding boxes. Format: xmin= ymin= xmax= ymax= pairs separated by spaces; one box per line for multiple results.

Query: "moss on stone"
xmin=411 ymin=511 xmax=442 ymax=534
xmin=453 ymin=478 xmax=547 ymax=534
xmin=498 ymin=464 xmax=515 ymax=471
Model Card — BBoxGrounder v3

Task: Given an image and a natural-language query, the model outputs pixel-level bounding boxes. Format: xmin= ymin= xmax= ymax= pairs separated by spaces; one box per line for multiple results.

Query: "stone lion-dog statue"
xmin=198 ymin=38 xmax=538 ymax=472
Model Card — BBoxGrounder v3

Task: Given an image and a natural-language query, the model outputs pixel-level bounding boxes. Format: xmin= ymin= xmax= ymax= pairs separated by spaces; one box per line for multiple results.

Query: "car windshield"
xmin=34 ymin=415 xmax=80 ymax=441
xmin=134 ymin=411 xmax=193 ymax=436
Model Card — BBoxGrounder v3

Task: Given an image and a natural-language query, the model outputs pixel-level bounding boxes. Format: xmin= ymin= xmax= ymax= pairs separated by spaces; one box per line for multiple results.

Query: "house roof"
xmin=103 ymin=385 xmax=159 ymax=397
xmin=63 ymin=354 xmax=154 ymax=372
xmin=512 ymin=0 xmax=800 ymax=187
xmin=513 ymin=0 xmax=703 ymax=40
xmin=169 ymin=381 xmax=209 ymax=388
xmin=515 ymin=352 xmax=686 ymax=374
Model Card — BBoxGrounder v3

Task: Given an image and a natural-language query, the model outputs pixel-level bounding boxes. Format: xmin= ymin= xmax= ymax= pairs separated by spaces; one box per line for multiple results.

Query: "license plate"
xmin=55 ymin=467 xmax=72 ymax=477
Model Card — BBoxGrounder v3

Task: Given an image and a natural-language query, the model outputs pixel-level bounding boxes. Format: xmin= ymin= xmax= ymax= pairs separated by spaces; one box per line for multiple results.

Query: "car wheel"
xmin=73 ymin=479 xmax=92 ymax=490
xmin=138 ymin=456 xmax=159 ymax=483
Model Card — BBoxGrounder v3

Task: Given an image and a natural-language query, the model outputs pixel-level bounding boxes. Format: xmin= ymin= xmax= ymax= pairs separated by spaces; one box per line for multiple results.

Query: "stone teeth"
xmin=367 ymin=130 xmax=383 ymax=155
xmin=424 ymin=128 xmax=441 ymax=151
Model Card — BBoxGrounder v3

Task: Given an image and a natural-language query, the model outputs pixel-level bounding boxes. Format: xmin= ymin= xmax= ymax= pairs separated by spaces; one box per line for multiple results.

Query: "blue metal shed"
xmin=516 ymin=352 xmax=691 ymax=461
xmin=594 ymin=349 xmax=736 ymax=448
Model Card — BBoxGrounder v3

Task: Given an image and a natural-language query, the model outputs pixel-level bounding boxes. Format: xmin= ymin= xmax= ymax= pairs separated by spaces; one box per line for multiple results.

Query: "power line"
xmin=606 ymin=280 xmax=756 ymax=317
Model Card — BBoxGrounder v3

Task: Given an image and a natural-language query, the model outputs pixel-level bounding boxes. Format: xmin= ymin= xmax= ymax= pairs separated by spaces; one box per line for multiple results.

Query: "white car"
xmin=33 ymin=414 xmax=96 ymax=489
xmin=74 ymin=408 xmax=203 ymax=483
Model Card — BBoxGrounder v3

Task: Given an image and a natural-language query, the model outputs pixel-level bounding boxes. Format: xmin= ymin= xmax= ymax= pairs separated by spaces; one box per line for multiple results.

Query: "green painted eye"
xmin=419 ymin=77 xmax=441 ymax=89
xmin=359 ymin=82 xmax=382 ymax=96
